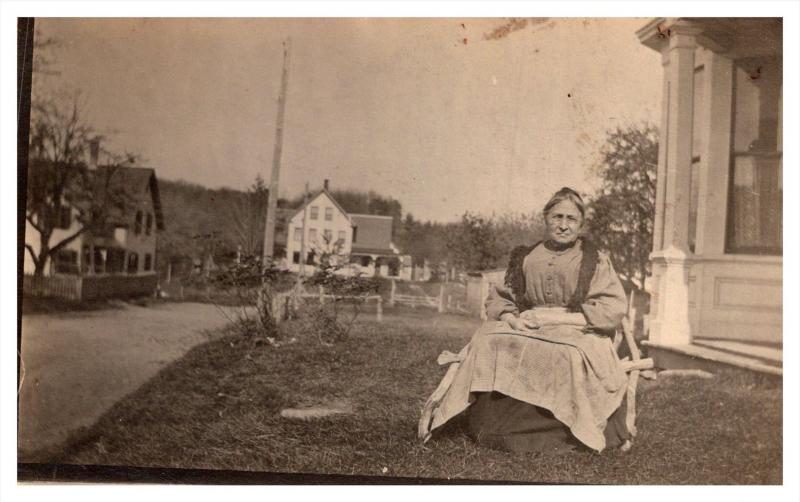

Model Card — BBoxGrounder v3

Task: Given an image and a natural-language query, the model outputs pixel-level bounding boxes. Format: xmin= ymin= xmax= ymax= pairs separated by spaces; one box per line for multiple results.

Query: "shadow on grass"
xmin=38 ymin=311 xmax=782 ymax=484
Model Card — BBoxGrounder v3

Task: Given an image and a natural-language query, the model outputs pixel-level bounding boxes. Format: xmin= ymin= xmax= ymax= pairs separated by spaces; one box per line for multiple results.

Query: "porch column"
xmin=694 ymin=52 xmax=733 ymax=255
xmin=648 ymin=22 xmax=699 ymax=346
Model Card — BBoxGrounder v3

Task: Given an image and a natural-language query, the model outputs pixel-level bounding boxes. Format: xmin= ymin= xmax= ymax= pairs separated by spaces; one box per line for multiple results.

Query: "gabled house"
xmin=284 ymin=185 xmax=354 ymax=273
xmin=282 ymin=181 xmax=411 ymax=279
xmin=23 ymin=164 xmax=165 ymax=300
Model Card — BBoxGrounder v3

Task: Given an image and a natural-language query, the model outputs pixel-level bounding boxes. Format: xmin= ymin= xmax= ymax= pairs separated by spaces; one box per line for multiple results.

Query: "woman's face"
xmin=545 ymin=199 xmax=583 ymax=245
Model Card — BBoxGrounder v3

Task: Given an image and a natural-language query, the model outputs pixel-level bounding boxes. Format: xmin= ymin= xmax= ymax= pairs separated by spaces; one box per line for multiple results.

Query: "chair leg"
xmin=626 ymin=369 xmax=639 ymax=437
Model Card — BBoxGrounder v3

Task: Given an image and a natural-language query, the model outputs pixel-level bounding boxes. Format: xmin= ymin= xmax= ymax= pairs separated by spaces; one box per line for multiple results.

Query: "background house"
xmin=283 ymin=182 xmax=412 ymax=279
xmin=284 ymin=185 xmax=354 ymax=273
xmin=23 ymin=165 xmax=165 ymax=300
xmin=637 ymin=18 xmax=782 ymax=373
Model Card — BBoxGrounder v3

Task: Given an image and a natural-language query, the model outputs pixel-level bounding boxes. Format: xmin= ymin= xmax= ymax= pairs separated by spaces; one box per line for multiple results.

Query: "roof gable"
xmin=290 ymin=189 xmax=352 ymax=223
xmin=95 ymin=166 xmax=165 ymax=231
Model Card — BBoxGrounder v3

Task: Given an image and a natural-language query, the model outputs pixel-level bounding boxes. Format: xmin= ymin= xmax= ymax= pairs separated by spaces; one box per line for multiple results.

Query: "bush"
xmin=209 ymin=255 xmax=293 ymax=340
xmin=299 ymin=264 xmax=380 ymax=345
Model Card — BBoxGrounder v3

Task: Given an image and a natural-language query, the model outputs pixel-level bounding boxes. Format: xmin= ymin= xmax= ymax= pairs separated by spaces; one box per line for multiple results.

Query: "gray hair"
xmin=543 ymin=187 xmax=585 ymax=219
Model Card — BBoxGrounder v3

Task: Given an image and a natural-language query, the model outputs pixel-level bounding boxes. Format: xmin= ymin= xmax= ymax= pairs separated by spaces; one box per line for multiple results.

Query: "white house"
xmin=282 ymin=182 xmax=412 ymax=279
xmin=636 ymin=18 xmax=782 ymax=373
xmin=24 ymin=164 xmax=165 ymax=300
xmin=284 ymin=187 xmax=353 ymax=273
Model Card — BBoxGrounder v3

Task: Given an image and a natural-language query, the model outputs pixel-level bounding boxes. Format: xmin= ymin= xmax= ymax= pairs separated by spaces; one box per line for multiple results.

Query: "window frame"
xmin=724 ymin=57 xmax=782 ymax=256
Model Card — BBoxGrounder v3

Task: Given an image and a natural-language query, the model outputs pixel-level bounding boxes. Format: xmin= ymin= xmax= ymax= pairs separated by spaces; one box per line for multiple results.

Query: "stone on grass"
xmin=280 ymin=399 xmax=352 ymax=421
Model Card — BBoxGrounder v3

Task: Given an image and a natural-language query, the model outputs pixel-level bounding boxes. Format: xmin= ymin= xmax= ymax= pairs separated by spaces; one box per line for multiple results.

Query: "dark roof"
xmin=95 ymin=166 xmax=165 ymax=231
xmin=351 ymin=214 xmax=394 ymax=255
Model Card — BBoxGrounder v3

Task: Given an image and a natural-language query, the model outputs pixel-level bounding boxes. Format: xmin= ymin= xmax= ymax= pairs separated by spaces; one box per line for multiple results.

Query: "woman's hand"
xmin=500 ymin=312 xmax=539 ymax=331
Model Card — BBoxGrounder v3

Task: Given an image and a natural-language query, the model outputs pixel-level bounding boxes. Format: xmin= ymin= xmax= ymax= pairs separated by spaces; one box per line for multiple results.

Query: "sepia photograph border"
xmin=2 ymin=0 xmax=799 ymax=500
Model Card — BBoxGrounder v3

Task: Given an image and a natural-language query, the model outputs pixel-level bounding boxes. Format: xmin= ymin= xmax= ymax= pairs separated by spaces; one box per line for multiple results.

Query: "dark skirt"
xmin=467 ymin=391 xmax=630 ymax=453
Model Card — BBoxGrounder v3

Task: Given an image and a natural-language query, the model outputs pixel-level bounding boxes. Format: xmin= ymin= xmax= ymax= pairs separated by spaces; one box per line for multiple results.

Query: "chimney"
xmin=89 ymin=138 xmax=100 ymax=170
xmin=323 ymin=179 xmax=329 ymax=191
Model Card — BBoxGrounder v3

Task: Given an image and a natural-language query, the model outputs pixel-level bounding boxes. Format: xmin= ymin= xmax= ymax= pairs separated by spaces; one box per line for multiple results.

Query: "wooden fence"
xmin=23 ymin=274 xmax=82 ymax=301
xmin=270 ymin=284 xmax=384 ymax=323
xmin=388 ymin=280 xmax=469 ymax=313
xmin=23 ymin=273 xmax=158 ymax=301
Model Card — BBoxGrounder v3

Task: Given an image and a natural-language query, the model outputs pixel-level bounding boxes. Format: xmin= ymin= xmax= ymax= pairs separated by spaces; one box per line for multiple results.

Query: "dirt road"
xmin=18 ymin=301 xmax=239 ymax=461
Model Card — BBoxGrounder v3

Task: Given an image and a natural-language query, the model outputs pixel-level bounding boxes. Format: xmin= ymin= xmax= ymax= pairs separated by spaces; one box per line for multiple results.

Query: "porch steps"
xmin=642 ymin=339 xmax=782 ymax=377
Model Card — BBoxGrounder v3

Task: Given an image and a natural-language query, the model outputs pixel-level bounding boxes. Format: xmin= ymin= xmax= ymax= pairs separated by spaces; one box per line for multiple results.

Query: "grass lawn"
xmin=53 ymin=307 xmax=782 ymax=484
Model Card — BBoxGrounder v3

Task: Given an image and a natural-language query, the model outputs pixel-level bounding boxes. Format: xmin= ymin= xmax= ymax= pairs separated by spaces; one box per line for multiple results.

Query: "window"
xmin=293 ymin=252 xmax=300 ymax=264
xmin=93 ymin=247 xmax=107 ymax=274
xmin=310 ymin=206 xmax=319 ymax=220
xmin=134 ymin=211 xmax=143 ymax=235
xmin=144 ymin=253 xmax=152 ymax=271
xmin=145 ymin=213 xmax=153 ymax=236
xmin=82 ymin=245 xmax=91 ymax=273
xmin=309 ymin=228 xmax=317 ymax=242
xmin=726 ymin=57 xmax=782 ymax=255
xmin=294 ymin=227 xmax=302 ymax=242
xmin=106 ymin=249 xmax=126 ymax=274
xmin=127 ymin=253 xmax=139 ymax=274
xmin=325 ymin=207 xmax=333 ymax=221
xmin=338 ymin=230 xmax=346 ymax=243
xmin=323 ymin=229 xmax=332 ymax=242
xmin=352 ymin=226 xmax=358 ymax=243
xmin=53 ymin=250 xmax=79 ymax=274
xmin=306 ymin=250 xmax=316 ymax=265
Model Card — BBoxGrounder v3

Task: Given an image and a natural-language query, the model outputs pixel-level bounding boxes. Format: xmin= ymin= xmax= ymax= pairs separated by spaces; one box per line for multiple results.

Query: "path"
xmin=18 ymin=301 xmax=240 ymax=461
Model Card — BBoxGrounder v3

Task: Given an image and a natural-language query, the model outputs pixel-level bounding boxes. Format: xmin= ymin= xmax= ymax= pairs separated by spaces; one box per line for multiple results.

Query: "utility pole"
xmin=263 ymin=38 xmax=291 ymax=267
xmin=299 ymin=182 xmax=309 ymax=280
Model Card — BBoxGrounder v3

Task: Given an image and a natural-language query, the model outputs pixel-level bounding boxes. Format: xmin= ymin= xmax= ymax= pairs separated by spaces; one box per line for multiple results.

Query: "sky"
xmin=34 ymin=17 xmax=662 ymax=222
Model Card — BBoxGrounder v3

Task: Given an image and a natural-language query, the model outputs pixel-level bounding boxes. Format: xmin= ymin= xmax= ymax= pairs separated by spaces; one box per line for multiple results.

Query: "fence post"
xmin=389 ymin=279 xmax=396 ymax=307
xmin=438 ymin=284 xmax=445 ymax=313
xmin=319 ymin=285 xmax=325 ymax=304
xmin=271 ymin=293 xmax=284 ymax=325
xmin=376 ymin=296 xmax=383 ymax=322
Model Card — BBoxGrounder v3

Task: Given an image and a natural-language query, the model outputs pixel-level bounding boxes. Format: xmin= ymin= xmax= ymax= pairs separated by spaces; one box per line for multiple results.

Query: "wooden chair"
xmin=613 ymin=290 xmax=654 ymax=449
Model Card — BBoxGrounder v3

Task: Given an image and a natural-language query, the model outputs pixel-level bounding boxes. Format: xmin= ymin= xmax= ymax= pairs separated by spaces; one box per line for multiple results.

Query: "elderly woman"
xmin=418 ymin=187 xmax=631 ymax=453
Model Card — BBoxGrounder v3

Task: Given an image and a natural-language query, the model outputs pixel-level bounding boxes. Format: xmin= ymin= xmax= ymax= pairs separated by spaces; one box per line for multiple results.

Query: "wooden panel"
xmin=713 ymin=277 xmax=782 ymax=312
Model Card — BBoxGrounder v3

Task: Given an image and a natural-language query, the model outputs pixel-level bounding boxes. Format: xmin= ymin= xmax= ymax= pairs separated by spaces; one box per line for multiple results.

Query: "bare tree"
xmin=227 ymin=175 xmax=268 ymax=257
xmin=25 ymin=30 xmax=141 ymax=277
xmin=25 ymin=86 xmax=135 ymax=276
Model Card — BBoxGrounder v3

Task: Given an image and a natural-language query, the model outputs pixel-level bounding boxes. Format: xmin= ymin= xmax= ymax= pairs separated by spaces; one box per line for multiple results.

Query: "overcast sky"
xmin=35 ymin=17 xmax=662 ymax=222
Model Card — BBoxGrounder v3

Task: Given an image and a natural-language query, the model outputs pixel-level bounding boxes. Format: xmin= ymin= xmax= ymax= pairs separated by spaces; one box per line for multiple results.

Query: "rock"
xmin=280 ymin=399 xmax=352 ymax=421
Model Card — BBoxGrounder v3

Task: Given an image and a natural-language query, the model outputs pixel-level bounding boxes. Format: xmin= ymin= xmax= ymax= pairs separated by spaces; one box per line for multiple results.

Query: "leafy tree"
xmin=492 ymin=211 xmax=547 ymax=262
xmin=394 ymin=213 xmax=452 ymax=266
xmin=585 ymin=124 xmax=658 ymax=288
xmin=446 ymin=212 xmax=502 ymax=271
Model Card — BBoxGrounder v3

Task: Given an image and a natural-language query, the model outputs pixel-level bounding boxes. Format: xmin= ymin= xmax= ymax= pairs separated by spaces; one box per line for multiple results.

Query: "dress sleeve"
xmin=580 ymin=252 xmax=627 ymax=332
xmin=484 ymin=281 xmax=519 ymax=320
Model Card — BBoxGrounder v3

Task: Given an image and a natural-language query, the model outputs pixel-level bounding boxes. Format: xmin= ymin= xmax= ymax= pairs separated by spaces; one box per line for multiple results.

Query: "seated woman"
xmin=418 ymin=187 xmax=631 ymax=453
